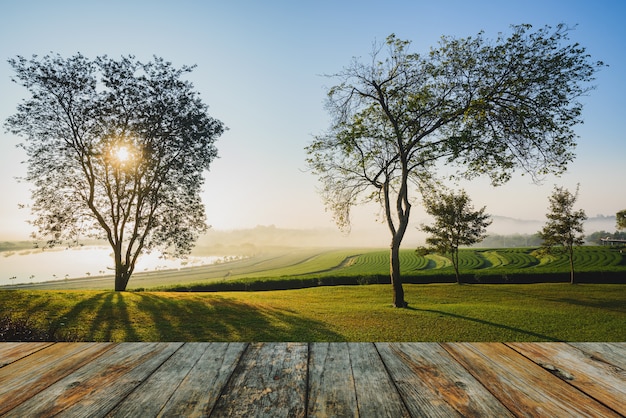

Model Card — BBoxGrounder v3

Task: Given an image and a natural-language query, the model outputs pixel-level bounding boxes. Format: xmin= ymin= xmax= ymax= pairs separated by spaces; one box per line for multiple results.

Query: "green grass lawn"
xmin=1 ymin=283 xmax=624 ymax=342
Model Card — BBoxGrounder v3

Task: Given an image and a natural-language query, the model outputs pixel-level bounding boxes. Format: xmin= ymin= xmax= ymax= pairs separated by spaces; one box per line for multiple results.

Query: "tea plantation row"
xmin=161 ymin=246 xmax=626 ymax=291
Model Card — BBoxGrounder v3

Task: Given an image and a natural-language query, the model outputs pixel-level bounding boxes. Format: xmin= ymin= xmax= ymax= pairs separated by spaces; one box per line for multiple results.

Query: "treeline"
xmin=586 ymin=231 xmax=626 ymax=245
xmin=474 ymin=234 xmax=543 ymax=248
xmin=474 ymin=231 xmax=626 ymax=248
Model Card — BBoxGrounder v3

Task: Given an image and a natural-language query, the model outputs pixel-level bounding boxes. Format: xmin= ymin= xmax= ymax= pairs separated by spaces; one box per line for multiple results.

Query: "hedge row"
xmin=160 ymin=270 xmax=626 ymax=292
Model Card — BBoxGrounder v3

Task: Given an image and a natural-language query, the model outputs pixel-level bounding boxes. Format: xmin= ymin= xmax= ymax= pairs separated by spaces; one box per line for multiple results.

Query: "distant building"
xmin=600 ymin=237 xmax=626 ymax=246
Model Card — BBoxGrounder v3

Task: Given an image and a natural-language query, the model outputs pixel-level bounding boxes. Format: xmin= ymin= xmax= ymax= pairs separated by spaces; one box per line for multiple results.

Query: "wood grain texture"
xmin=442 ymin=342 xmax=621 ymax=417
xmin=157 ymin=342 xmax=247 ymax=417
xmin=5 ymin=342 xmax=182 ymax=417
xmin=376 ymin=342 xmax=513 ymax=417
xmin=571 ymin=342 xmax=626 ymax=370
xmin=210 ymin=342 xmax=308 ymax=417
xmin=0 ymin=342 xmax=53 ymax=367
xmin=307 ymin=342 xmax=358 ymax=418
xmin=507 ymin=342 xmax=626 ymax=416
xmin=1 ymin=342 xmax=623 ymax=417
xmin=0 ymin=342 xmax=115 ymax=416
xmin=106 ymin=342 xmax=214 ymax=417
xmin=349 ymin=342 xmax=410 ymax=417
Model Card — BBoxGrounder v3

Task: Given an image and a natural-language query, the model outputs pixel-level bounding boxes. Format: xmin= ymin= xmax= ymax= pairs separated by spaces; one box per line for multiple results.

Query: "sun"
xmin=114 ymin=146 xmax=131 ymax=162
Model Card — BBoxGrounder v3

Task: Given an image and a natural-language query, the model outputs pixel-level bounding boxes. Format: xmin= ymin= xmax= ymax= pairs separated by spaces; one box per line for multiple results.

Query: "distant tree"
xmin=586 ymin=230 xmax=626 ymax=245
xmin=5 ymin=54 xmax=225 ymax=291
xmin=538 ymin=185 xmax=587 ymax=284
xmin=478 ymin=233 xmax=543 ymax=248
xmin=420 ymin=189 xmax=492 ymax=283
xmin=306 ymin=24 xmax=603 ymax=307
xmin=616 ymin=210 xmax=626 ymax=230
xmin=586 ymin=231 xmax=609 ymax=245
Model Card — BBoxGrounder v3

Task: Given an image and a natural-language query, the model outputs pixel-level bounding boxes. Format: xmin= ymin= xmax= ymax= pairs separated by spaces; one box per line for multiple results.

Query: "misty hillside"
xmin=193 ymin=215 xmax=619 ymax=254
xmin=487 ymin=215 xmax=618 ymax=236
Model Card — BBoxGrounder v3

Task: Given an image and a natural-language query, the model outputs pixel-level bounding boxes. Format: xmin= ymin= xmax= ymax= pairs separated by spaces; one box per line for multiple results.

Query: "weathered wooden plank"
xmin=105 ymin=343 xmax=211 ymax=417
xmin=210 ymin=342 xmax=308 ymax=417
xmin=349 ymin=343 xmax=410 ymax=417
xmin=6 ymin=342 xmax=182 ymax=417
xmin=156 ymin=342 xmax=247 ymax=417
xmin=443 ymin=342 xmax=621 ymax=417
xmin=0 ymin=342 xmax=115 ymax=416
xmin=376 ymin=342 xmax=513 ymax=417
xmin=0 ymin=342 xmax=53 ymax=367
xmin=571 ymin=342 xmax=626 ymax=370
xmin=507 ymin=342 xmax=626 ymax=416
xmin=307 ymin=342 xmax=358 ymax=418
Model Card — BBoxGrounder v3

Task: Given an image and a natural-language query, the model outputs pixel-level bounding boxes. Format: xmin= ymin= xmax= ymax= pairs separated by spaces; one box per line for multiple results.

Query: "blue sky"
xmin=1 ymin=0 xmax=624 ymax=241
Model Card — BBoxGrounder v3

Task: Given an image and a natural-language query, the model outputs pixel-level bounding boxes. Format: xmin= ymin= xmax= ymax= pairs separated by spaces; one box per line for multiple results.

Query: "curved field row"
xmin=233 ymin=249 xmax=357 ymax=278
xmin=457 ymin=251 xmax=487 ymax=270
xmin=574 ymin=247 xmax=623 ymax=269
xmin=206 ymin=246 xmax=625 ymax=286
xmin=9 ymin=246 xmax=625 ymax=290
xmin=501 ymin=250 xmax=540 ymax=269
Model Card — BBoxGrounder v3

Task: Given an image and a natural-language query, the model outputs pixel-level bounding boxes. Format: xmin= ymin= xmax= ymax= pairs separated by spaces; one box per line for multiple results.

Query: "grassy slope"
xmin=1 ymin=284 xmax=624 ymax=342
xmin=4 ymin=246 xmax=624 ymax=291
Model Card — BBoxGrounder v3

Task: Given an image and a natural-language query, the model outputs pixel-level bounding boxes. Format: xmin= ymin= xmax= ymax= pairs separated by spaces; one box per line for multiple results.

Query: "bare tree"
xmin=307 ymin=25 xmax=603 ymax=306
xmin=6 ymin=54 xmax=225 ymax=291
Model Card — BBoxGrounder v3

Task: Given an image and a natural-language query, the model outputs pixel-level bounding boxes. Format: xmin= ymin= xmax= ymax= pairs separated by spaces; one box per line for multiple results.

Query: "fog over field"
xmin=1 ymin=215 xmax=618 ymax=254
xmin=191 ymin=215 xmax=619 ymax=252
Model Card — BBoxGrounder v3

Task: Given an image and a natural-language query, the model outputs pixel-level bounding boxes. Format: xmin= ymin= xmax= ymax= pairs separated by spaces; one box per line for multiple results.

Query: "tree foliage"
xmin=306 ymin=24 xmax=603 ymax=306
xmin=616 ymin=210 xmax=626 ymax=231
xmin=538 ymin=185 xmax=587 ymax=284
xmin=5 ymin=54 xmax=225 ymax=291
xmin=420 ymin=189 xmax=492 ymax=283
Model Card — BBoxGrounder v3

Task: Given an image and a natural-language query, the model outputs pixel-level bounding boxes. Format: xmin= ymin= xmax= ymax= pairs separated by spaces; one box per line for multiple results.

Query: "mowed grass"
xmin=1 ymin=283 xmax=624 ymax=342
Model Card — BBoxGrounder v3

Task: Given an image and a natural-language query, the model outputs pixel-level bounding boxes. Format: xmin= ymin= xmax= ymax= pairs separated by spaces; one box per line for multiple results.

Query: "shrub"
xmin=0 ymin=315 xmax=82 ymax=342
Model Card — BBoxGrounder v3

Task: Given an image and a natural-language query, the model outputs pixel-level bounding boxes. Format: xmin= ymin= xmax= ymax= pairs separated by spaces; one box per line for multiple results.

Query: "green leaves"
xmin=420 ymin=189 xmax=492 ymax=283
xmin=5 ymin=54 xmax=225 ymax=290
xmin=539 ymin=184 xmax=587 ymax=248
xmin=616 ymin=210 xmax=626 ymax=231
xmin=309 ymin=24 xmax=603 ymax=235
xmin=419 ymin=189 xmax=492 ymax=283
xmin=538 ymin=184 xmax=587 ymax=283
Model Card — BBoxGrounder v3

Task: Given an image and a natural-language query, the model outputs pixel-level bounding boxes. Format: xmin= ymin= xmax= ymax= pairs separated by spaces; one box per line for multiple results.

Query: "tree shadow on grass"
xmin=476 ymin=285 xmax=626 ymax=315
xmin=45 ymin=292 xmax=343 ymax=342
xmin=54 ymin=292 xmax=141 ymax=341
xmin=131 ymin=293 xmax=344 ymax=342
xmin=407 ymin=307 xmax=561 ymax=341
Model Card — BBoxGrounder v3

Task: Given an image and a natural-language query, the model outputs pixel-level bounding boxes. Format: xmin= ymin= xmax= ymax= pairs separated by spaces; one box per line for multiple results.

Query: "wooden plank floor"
xmin=0 ymin=342 xmax=624 ymax=417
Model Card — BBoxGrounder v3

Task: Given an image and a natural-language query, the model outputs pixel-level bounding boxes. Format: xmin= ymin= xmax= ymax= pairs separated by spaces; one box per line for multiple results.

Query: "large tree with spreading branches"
xmin=306 ymin=24 xmax=603 ymax=307
xmin=5 ymin=54 xmax=225 ymax=291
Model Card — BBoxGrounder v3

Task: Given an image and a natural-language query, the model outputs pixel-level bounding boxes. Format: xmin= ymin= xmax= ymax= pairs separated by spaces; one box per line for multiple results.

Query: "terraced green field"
xmin=8 ymin=245 xmax=624 ymax=291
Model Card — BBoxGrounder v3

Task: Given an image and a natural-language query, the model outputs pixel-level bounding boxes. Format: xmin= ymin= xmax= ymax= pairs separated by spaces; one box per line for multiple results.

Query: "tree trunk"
xmin=113 ymin=246 xmax=131 ymax=291
xmin=390 ymin=240 xmax=407 ymax=308
xmin=115 ymin=266 xmax=131 ymax=291
xmin=453 ymin=249 xmax=461 ymax=284
xmin=569 ymin=246 xmax=575 ymax=285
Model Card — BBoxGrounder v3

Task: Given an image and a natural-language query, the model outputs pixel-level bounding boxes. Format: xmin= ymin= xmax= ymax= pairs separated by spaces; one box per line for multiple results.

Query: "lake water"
xmin=0 ymin=246 xmax=221 ymax=286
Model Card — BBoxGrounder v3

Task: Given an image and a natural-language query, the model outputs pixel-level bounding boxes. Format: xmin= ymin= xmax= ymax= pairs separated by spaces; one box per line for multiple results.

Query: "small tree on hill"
xmin=420 ymin=189 xmax=492 ymax=283
xmin=5 ymin=54 xmax=225 ymax=291
xmin=538 ymin=184 xmax=587 ymax=284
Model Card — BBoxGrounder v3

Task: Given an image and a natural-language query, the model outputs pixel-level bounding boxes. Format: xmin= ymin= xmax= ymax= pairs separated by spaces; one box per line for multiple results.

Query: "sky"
xmin=1 ymin=0 xmax=625 ymax=244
